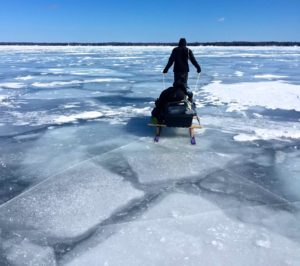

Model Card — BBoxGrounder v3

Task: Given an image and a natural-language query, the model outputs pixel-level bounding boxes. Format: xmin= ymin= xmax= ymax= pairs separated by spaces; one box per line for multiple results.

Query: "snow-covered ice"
xmin=0 ymin=45 xmax=300 ymax=265
xmin=0 ymin=82 xmax=26 ymax=89
xmin=201 ymin=81 xmax=300 ymax=111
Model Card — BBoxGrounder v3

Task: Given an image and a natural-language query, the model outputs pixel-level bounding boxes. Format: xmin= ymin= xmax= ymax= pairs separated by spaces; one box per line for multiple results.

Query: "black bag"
xmin=164 ymin=99 xmax=196 ymax=127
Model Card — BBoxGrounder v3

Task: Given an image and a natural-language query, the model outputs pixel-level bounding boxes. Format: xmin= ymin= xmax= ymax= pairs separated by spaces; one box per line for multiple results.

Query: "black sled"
xmin=149 ymin=99 xmax=202 ymax=145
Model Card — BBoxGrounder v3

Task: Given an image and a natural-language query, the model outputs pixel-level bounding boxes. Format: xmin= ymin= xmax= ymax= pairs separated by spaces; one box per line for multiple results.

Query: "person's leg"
xmin=174 ymin=72 xmax=188 ymax=87
xmin=174 ymin=72 xmax=181 ymax=84
xmin=180 ymin=73 xmax=194 ymax=101
xmin=182 ymin=73 xmax=188 ymax=88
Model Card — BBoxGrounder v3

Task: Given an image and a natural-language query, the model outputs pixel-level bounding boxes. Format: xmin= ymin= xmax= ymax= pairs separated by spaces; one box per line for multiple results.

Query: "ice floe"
xmin=119 ymin=141 xmax=236 ymax=184
xmin=0 ymin=162 xmax=144 ymax=238
xmin=63 ymin=193 xmax=300 ymax=266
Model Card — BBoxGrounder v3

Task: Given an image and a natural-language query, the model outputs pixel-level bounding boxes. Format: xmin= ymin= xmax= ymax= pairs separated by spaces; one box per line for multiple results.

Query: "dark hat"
xmin=178 ymin=38 xmax=187 ymax=47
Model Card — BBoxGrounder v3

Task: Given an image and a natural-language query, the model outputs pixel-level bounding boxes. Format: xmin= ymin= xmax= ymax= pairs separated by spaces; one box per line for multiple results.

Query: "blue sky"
xmin=0 ymin=0 xmax=299 ymax=42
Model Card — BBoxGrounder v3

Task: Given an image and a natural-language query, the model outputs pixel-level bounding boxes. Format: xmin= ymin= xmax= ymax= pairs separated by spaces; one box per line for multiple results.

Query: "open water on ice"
xmin=0 ymin=46 xmax=300 ymax=265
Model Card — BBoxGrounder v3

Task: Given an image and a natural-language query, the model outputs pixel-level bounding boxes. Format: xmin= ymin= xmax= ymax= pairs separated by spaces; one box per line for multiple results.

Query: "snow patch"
xmin=255 ymin=239 xmax=271 ymax=249
xmin=15 ymin=75 xmax=33 ymax=81
xmin=235 ymin=71 xmax=244 ymax=77
xmin=32 ymin=80 xmax=82 ymax=88
xmin=0 ymin=82 xmax=26 ymax=89
xmin=54 ymin=111 xmax=103 ymax=124
xmin=3 ymin=238 xmax=56 ymax=266
xmin=32 ymin=78 xmax=125 ymax=88
xmin=234 ymin=128 xmax=300 ymax=141
xmin=254 ymin=74 xmax=288 ymax=79
xmin=85 ymin=78 xmax=125 ymax=83
xmin=202 ymin=81 xmax=300 ymax=111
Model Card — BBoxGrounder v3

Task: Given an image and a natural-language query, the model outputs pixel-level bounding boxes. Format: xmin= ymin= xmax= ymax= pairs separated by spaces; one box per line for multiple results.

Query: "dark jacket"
xmin=163 ymin=40 xmax=201 ymax=73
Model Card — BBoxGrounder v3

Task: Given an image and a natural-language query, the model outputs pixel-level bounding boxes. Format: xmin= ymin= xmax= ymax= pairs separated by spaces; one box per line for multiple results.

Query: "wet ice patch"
xmin=202 ymin=81 xmax=300 ymax=111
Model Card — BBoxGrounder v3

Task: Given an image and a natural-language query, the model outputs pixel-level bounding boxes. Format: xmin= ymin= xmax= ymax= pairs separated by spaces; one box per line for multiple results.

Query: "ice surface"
xmin=121 ymin=141 xmax=236 ymax=184
xmin=2 ymin=237 xmax=56 ymax=266
xmin=63 ymin=193 xmax=300 ymax=266
xmin=0 ymin=45 xmax=300 ymax=265
xmin=0 ymin=161 xmax=144 ymax=238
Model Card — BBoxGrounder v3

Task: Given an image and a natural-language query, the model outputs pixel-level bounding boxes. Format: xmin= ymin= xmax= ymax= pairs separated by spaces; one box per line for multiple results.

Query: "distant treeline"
xmin=0 ymin=42 xmax=299 ymax=46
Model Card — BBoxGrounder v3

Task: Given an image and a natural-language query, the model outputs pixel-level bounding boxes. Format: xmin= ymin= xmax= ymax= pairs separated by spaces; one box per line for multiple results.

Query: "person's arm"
xmin=189 ymin=49 xmax=201 ymax=73
xmin=163 ymin=50 xmax=175 ymax=73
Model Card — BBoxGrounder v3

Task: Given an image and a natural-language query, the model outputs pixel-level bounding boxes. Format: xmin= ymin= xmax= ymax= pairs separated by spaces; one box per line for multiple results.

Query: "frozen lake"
xmin=0 ymin=45 xmax=300 ymax=265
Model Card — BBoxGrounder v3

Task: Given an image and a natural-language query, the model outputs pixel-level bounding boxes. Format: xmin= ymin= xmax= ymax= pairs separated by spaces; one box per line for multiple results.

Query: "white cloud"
xmin=217 ymin=17 xmax=225 ymax=23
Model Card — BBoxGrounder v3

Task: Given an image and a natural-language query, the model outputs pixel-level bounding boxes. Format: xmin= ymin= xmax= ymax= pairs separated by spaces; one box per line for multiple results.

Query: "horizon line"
xmin=0 ymin=41 xmax=299 ymax=47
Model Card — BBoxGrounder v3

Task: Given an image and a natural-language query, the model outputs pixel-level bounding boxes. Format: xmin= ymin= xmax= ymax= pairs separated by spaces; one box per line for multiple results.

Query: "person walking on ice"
xmin=163 ymin=38 xmax=201 ymax=88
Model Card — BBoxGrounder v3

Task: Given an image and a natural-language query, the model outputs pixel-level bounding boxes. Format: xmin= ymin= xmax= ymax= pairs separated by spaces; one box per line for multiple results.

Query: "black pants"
xmin=174 ymin=72 xmax=188 ymax=88
xmin=174 ymin=72 xmax=193 ymax=101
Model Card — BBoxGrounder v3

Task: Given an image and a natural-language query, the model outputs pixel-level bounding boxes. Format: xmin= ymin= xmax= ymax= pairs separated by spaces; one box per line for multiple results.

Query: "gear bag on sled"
xmin=164 ymin=98 xmax=197 ymax=127
xmin=151 ymin=97 xmax=197 ymax=127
